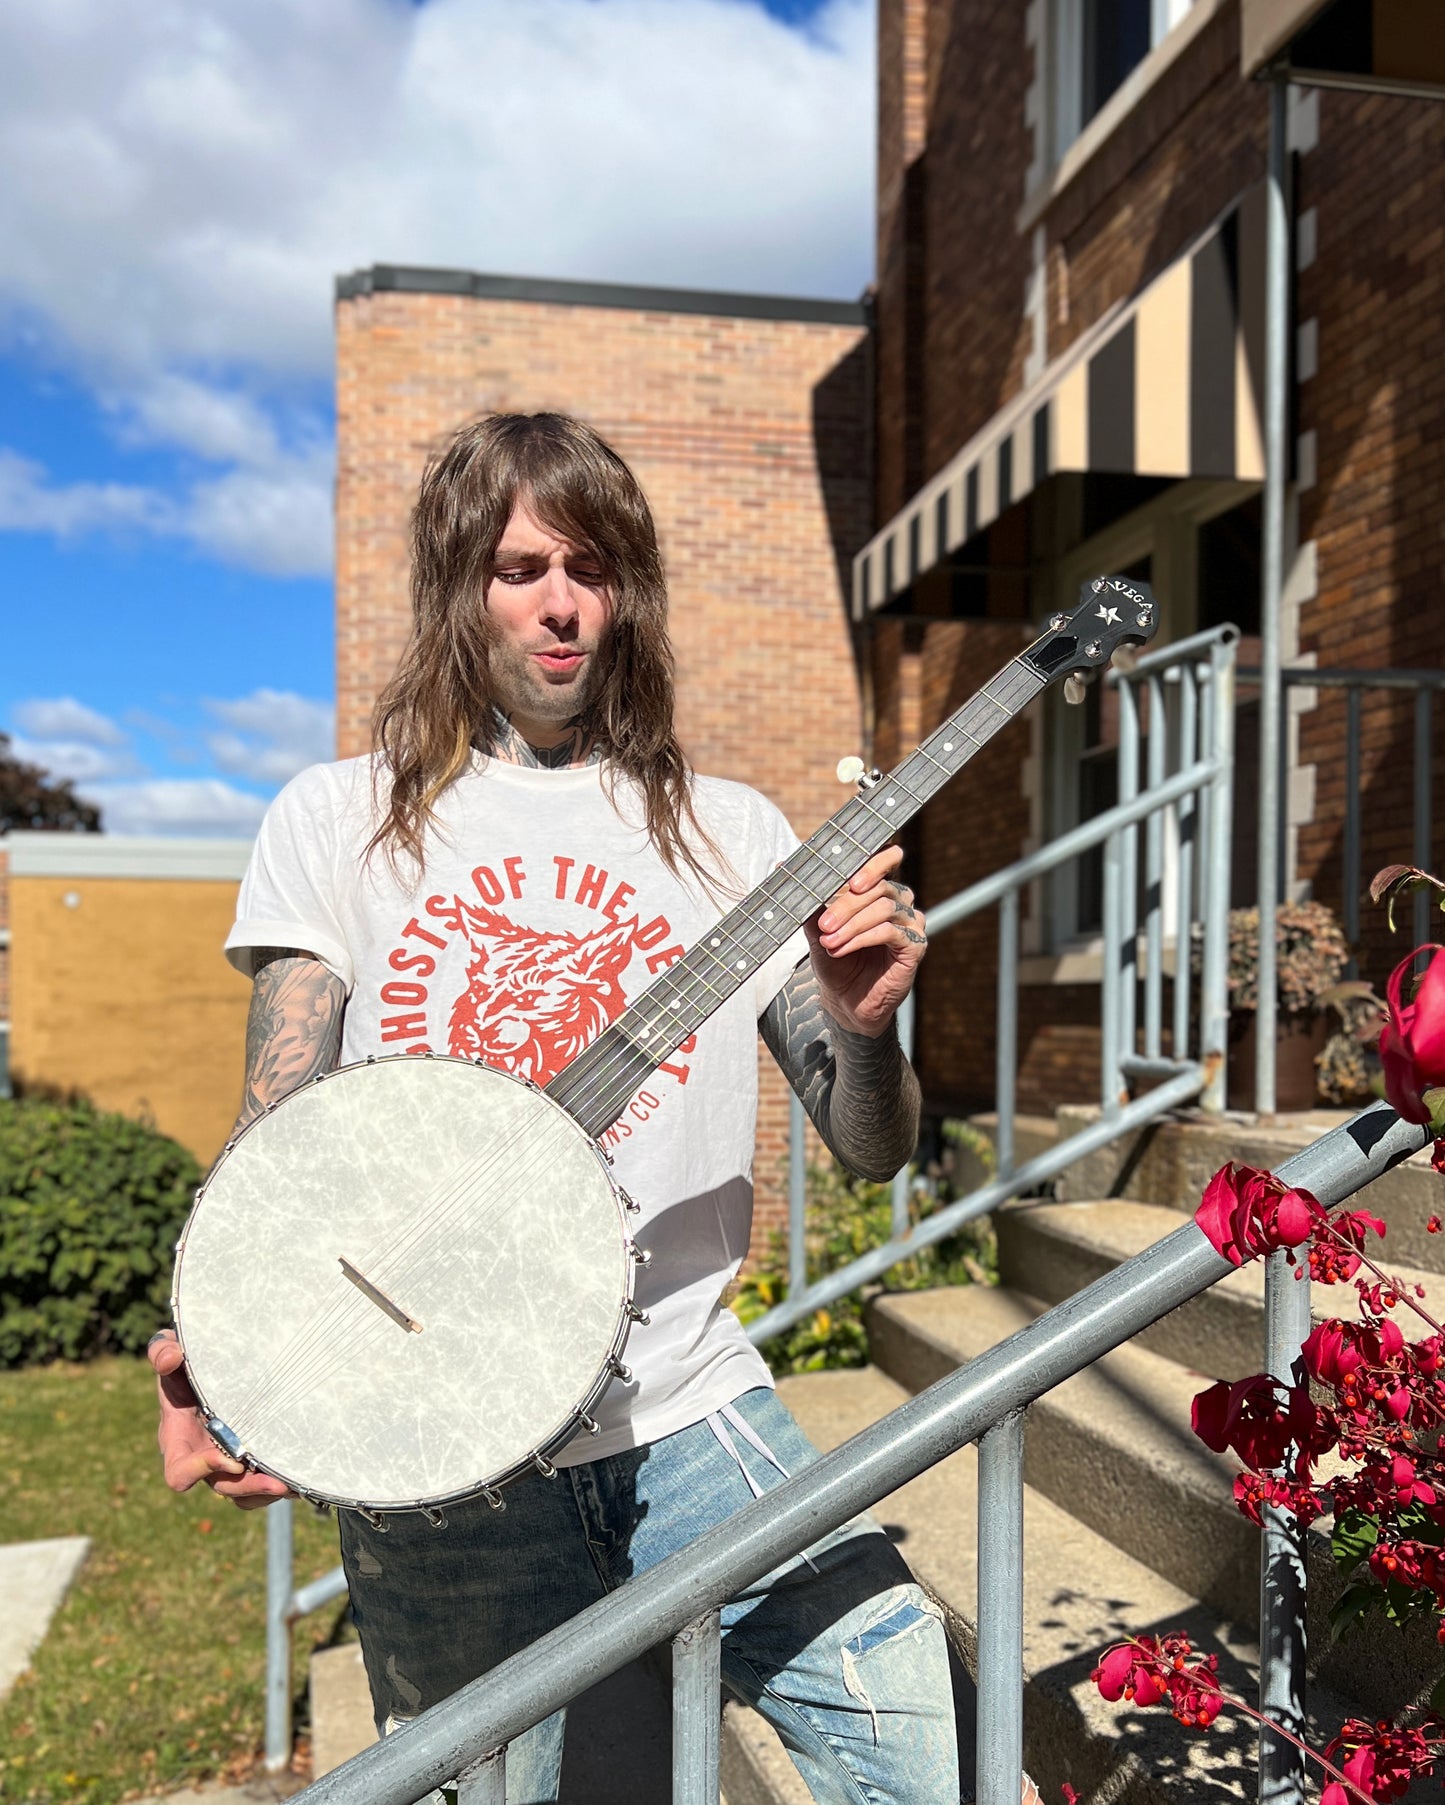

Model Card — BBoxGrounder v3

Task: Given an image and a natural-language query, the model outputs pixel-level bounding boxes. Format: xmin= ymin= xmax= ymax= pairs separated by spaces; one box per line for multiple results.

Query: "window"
xmin=1051 ymin=0 xmax=1198 ymax=163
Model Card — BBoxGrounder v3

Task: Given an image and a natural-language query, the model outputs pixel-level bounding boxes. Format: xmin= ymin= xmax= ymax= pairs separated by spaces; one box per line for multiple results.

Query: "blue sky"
xmin=0 ymin=0 xmax=873 ymax=835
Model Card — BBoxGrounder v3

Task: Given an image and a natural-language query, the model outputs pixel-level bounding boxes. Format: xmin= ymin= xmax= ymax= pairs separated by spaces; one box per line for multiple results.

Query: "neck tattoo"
xmin=489 ymin=707 xmax=603 ymax=770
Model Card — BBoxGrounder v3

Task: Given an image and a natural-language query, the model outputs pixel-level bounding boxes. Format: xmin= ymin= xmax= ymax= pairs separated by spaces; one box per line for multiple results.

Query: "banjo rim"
xmin=172 ymin=1051 xmax=639 ymax=1515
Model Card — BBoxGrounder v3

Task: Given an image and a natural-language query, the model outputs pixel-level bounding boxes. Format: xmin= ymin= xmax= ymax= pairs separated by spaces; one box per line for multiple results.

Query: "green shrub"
xmin=0 ymin=1097 xmax=200 ymax=1366
xmin=733 ymin=1120 xmax=998 ymax=1375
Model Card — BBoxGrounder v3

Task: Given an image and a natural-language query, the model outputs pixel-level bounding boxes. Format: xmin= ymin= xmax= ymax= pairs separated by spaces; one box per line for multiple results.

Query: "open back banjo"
xmin=171 ymin=577 xmax=1157 ymax=1521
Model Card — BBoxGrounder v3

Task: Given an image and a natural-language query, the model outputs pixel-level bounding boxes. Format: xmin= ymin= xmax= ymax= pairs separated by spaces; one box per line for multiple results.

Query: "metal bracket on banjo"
xmin=206 ymin=1415 xmax=248 ymax=1465
xmin=421 ymin=1505 xmax=447 ymax=1529
xmin=608 ymin=1356 xmax=632 ymax=1382
xmin=576 ymin=1410 xmax=600 ymax=1435
xmin=481 ymin=1486 xmax=506 ymax=1512
xmin=627 ymin=1303 xmax=650 ymax=1326
xmin=533 ymin=1453 xmax=558 ymax=1479
xmin=357 ymin=1505 xmax=390 ymax=1532
xmin=619 ymin=1189 xmax=641 ymax=1214
xmin=628 ymin=1242 xmax=651 ymax=1266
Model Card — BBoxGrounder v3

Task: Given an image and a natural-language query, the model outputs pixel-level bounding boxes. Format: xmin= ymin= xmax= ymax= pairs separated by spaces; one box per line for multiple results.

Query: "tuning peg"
xmin=1064 ymin=672 xmax=1087 ymax=706
xmin=1111 ymin=643 xmax=1140 ymax=675
xmin=836 ymin=755 xmax=866 ymax=785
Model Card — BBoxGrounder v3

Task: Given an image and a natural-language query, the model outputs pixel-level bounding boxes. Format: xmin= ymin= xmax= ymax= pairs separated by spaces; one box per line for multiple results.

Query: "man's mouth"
xmin=533 ymin=647 xmax=586 ymax=675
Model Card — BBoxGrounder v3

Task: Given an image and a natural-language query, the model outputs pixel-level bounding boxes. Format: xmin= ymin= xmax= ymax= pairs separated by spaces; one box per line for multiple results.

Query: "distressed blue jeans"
xmin=340 ymin=1387 xmax=963 ymax=1804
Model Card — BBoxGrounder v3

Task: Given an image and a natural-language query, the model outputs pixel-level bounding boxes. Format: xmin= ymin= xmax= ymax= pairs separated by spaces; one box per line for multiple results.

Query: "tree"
xmin=0 ymin=733 xmax=102 ymax=833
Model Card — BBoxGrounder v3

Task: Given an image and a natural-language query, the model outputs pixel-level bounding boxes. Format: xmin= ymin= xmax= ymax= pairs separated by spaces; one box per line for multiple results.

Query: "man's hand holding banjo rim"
xmin=148 ymin=1329 xmax=291 ymax=1509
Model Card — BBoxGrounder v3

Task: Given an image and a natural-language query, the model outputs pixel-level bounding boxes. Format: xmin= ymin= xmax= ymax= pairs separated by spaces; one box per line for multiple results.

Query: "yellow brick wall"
xmin=10 ymin=876 xmax=250 ymax=1167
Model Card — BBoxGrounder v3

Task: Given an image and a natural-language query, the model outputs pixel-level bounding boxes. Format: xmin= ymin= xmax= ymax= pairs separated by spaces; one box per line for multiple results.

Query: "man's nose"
xmin=539 ymin=563 xmax=579 ymax=627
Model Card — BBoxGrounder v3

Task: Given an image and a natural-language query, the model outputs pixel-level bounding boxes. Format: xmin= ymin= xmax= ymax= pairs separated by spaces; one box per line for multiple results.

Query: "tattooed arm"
xmin=149 ymin=946 xmax=345 ymax=1508
xmin=236 ymin=946 xmax=347 ymax=1131
xmin=759 ymin=846 xmax=925 ymax=1182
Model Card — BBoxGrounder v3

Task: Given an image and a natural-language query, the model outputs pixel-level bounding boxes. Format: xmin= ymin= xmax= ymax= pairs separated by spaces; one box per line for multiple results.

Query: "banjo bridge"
xmin=339 ymin=1257 xmax=424 ymax=1334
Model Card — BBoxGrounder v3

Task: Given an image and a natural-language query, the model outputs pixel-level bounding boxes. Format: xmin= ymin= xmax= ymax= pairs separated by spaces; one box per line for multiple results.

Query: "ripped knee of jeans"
xmin=840 ymin=1585 xmax=946 ymax=1747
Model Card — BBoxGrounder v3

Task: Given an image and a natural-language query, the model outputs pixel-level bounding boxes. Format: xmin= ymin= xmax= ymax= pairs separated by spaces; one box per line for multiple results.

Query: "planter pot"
xmin=1226 ymin=1007 xmax=1331 ymax=1113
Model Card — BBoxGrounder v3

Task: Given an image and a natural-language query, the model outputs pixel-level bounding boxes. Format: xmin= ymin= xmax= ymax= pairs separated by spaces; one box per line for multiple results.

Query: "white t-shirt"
xmin=224 ymin=753 xmax=808 ymax=1463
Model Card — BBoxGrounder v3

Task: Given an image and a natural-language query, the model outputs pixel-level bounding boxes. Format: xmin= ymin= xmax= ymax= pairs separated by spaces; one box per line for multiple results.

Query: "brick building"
xmin=333 ymin=272 xmax=871 ymax=1249
xmin=860 ymin=0 xmax=1445 ymax=1116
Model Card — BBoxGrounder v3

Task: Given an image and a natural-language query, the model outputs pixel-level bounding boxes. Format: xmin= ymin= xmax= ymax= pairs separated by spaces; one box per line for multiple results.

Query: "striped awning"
xmin=853 ymin=183 xmax=1267 ymax=618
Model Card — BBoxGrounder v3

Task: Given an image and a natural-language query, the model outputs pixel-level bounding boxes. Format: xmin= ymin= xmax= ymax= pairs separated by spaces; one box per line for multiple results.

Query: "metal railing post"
xmin=1415 ymin=687 xmax=1433 ymax=954
xmin=1101 ymin=822 xmax=1124 ymax=1117
xmin=1259 ymin=1244 xmax=1311 ymax=1805
xmin=1200 ymin=642 xmax=1236 ymax=1114
xmin=891 ymin=988 xmax=916 ymax=1237
xmin=996 ymin=892 xmax=1019 ymax=1180
xmin=1256 ymin=72 xmax=1292 ymax=1118
xmin=1174 ymin=663 xmax=1199 ymax=1062
xmin=788 ymin=1093 xmax=807 ymax=1299
xmin=976 ymin=1411 xmax=1026 ymax=1805
xmin=673 ymin=1610 xmax=722 ymax=1805
xmin=1118 ymin=676 xmax=1142 ymax=1081
xmin=1144 ymin=673 xmax=1167 ymax=1059
xmin=456 ymin=1747 xmax=507 ymax=1803
xmin=265 ymin=1498 xmax=295 ymax=1773
xmin=1344 ymin=685 xmax=1362 ymax=974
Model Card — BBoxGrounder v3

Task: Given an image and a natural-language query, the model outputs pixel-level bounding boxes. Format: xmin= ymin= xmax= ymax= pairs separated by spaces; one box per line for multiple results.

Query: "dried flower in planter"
xmin=1227 ymin=899 xmax=1350 ymax=1015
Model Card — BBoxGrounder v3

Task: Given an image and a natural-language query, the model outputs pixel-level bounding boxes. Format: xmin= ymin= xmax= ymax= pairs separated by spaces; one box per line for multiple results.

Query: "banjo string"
xmin=233 ymin=1114 xmax=591 ymax=1427
xmin=225 ymin=857 xmax=845 ymax=1434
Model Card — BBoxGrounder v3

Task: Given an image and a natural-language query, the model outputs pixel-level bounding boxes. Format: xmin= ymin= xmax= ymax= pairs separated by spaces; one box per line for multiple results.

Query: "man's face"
xmin=484 ymin=500 xmax=612 ymax=744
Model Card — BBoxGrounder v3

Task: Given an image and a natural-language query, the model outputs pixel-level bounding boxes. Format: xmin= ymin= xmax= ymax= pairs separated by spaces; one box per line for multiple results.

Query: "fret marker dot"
xmin=885 ymin=797 xmax=896 ymax=808
xmin=943 ymin=742 xmax=954 ymax=752
xmin=763 ymin=909 xmax=774 ymax=920
xmin=709 ymin=936 xmax=720 ymax=947
xmin=830 ymin=842 xmax=842 ymax=855
xmin=734 ymin=959 xmax=746 ymax=971
xmin=640 ymin=1028 xmax=652 ymax=1040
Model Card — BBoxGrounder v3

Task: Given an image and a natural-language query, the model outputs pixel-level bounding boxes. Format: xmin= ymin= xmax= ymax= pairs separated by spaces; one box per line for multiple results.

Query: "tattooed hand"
xmin=806 ymin=844 xmax=926 ymax=1039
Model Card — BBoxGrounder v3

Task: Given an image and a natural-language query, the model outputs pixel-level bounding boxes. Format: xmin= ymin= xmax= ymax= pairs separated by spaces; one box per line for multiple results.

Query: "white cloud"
xmin=11 ymin=696 xmax=127 ymax=746
xmin=7 ymin=731 xmax=138 ymax=784
xmin=77 ymin=777 xmax=268 ymax=838
xmin=205 ymin=688 xmax=335 ymax=782
xmin=0 ymin=0 xmax=871 ymax=579
xmin=0 ymin=441 xmax=332 ymax=577
xmin=0 ymin=0 xmax=872 ymax=384
xmin=0 ymin=448 xmax=169 ymax=539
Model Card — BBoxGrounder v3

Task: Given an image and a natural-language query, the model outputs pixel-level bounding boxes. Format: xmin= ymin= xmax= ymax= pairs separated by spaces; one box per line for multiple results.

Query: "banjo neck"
xmin=544 ymin=577 xmax=1158 ymax=1140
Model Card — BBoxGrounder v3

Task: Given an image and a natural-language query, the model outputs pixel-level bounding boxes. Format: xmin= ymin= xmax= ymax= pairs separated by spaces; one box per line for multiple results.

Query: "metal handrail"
xmin=766 ymin=629 xmax=1237 ymax=1349
xmin=295 ymin=1100 xmax=1431 ymax=1805
xmin=267 ymin=626 xmax=1239 ymax=1769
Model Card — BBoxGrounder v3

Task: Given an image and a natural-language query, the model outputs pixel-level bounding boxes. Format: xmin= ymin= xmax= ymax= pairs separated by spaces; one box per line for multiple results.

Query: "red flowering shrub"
xmin=1379 ymin=947 xmax=1445 ymax=1125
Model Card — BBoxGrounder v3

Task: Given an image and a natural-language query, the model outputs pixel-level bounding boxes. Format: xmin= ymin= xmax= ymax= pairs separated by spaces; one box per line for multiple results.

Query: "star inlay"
xmin=1096 ymin=604 xmax=1122 ymax=624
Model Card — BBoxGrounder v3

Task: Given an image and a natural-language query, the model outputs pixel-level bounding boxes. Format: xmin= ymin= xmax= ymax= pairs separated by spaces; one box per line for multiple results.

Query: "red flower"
xmin=1325 ymin=1717 xmax=1441 ymax=1802
xmin=1093 ymin=1640 xmax=1167 ymax=1707
xmin=1192 ymin=1376 xmax=1332 ymax=1475
xmin=1196 ymin=1163 xmax=1322 ymax=1266
xmin=1379 ymin=947 xmax=1445 ymax=1125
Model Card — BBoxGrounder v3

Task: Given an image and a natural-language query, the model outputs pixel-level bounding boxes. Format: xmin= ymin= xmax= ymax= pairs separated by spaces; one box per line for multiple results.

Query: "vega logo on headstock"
xmin=1023 ymin=574 xmax=1159 ymax=678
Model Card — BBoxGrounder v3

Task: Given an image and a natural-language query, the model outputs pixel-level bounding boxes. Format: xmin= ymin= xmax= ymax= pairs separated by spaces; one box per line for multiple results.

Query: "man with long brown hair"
xmin=151 ymin=413 xmax=967 ymax=1801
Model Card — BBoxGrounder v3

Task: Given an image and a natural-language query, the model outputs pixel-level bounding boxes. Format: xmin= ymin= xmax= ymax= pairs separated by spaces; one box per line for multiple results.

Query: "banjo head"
xmin=173 ymin=1056 xmax=634 ymax=1512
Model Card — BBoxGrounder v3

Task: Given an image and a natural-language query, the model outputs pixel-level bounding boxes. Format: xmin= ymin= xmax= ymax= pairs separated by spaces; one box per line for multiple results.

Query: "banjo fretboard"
xmin=545 ymin=573 xmax=1156 ymax=1141
xmin=544 ymin=657 xmax=1048 ymax=1139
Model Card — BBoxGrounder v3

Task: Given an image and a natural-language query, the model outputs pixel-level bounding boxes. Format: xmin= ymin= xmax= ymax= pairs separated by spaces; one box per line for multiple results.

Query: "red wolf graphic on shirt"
xmin=446 ymin=899 xmax=640 ymax=1085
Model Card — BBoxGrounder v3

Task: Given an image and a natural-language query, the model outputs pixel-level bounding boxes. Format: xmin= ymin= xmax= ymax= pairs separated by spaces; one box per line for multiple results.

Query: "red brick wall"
xmin=334 ymin=287 xmax=871 ymax=1254
xmin=870 ymin=0 xmax=1445 ymax=1117
xmin=1292 ymin=90 xmax=1445 ymax=989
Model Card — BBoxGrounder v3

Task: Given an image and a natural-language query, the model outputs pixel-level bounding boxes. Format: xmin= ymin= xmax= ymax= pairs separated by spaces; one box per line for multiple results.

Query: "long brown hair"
xmin=369 ymin=412 xmax=721 ymax=885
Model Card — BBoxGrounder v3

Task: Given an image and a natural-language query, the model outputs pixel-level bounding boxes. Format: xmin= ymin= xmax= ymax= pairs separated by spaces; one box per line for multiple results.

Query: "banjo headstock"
xmin=1021 ymin=574 xmax=1160 ymax=681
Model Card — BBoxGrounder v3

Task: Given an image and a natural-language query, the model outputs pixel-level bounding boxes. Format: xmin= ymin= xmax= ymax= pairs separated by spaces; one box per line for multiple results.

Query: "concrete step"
xmin=769 ymin=1365 xmax=1376 ymax=1805
xmin=1052 ymin=1105 xmax=1445 ymax=1273
xmin=954 ymin=1112 xmax=1059 ymax=1191
xmin=994 ymin=1195 xmax=1441 ymax=1383
xmin=865 ymin=1282 xmax=1441 ymax=1717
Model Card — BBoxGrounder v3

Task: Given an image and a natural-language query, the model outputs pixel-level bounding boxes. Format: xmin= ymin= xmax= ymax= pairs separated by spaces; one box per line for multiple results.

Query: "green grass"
xmin=0 ymin=1356 xmax=347 ymax=1804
